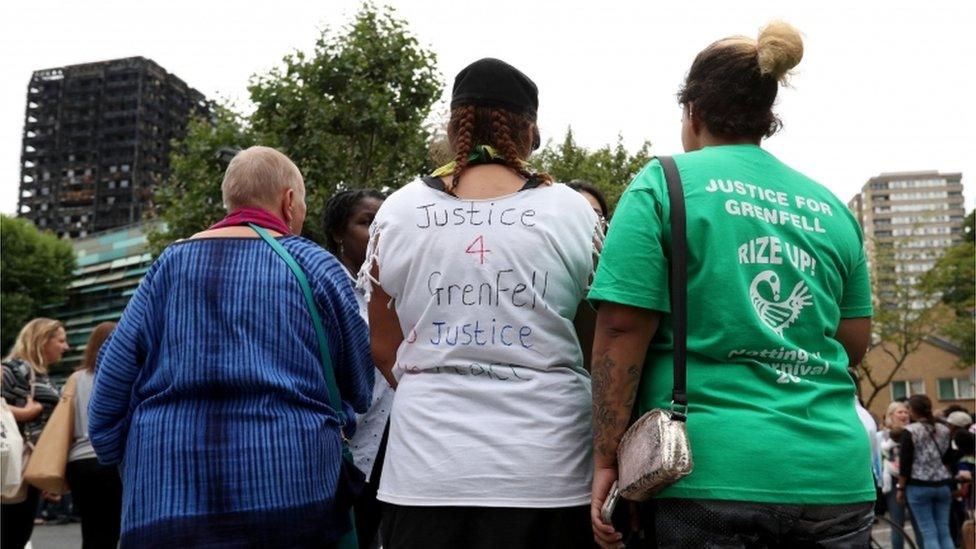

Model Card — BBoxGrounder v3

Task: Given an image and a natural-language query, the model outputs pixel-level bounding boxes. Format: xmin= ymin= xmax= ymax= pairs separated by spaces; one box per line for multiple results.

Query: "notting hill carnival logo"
xmin=749 ymin=270 xmax=813 ymax=337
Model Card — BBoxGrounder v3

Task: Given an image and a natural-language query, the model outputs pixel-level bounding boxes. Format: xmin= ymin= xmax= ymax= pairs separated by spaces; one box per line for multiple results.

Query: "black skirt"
xmin=380 ymin=503 xmax=594 ymax=549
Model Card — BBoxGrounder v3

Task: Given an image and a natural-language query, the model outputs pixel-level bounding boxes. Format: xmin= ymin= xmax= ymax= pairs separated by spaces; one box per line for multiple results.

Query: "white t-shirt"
xmin=362 ymin=178 xmax=599 ymax=507
xmin=347 ymin=268 xmax=395 ymax=481
xmin=855 ymin=399 xmax=880 ymax=485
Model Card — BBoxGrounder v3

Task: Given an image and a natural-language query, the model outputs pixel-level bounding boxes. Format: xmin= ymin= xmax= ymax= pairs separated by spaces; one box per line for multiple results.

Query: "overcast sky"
xmin=1 ymin=0 xmax=973 ymax=216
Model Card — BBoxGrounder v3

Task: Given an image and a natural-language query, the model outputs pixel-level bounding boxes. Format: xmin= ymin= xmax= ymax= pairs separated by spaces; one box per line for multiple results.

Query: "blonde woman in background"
xmin=1 ymin=318 xmax=69 ymax=549
xmin=880 ymin=401 xmax=913 ymax=549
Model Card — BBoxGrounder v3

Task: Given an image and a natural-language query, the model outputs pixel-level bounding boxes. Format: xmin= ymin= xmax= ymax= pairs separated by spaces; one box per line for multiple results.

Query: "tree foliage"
xmin=533 ymin=127 xmax=652 ymax=214
xmin=150 ymin=3 xmax=441 ymax=250
xmin=920 ymin=211 xmax=975 ymax=366
xmin=149 ymin=106 xmax=255 ymax=255
xmin=856 ymin=236 xmax=955 ymax=408
xmin=1 ymin=215 xmax=76 ymax=353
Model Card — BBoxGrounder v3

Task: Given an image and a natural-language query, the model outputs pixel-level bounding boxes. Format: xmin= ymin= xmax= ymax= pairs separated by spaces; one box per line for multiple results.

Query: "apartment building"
xmin=848 ymin=171 xmax=966 ymax=295
xmin=18 ymin=57 xmax=208 ymax=238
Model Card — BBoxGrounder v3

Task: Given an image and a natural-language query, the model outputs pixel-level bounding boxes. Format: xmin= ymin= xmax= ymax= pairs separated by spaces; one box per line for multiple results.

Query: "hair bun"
xmin=756 ymin=21 xmax=803 ymax=83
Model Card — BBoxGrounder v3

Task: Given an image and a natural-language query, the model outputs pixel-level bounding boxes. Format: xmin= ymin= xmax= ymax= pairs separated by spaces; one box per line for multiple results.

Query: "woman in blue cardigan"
xmin=89 ymin=146 xmax=374 ymax=548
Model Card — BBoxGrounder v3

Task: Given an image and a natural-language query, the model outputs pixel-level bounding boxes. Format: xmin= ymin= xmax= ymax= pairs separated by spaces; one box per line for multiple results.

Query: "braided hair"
xmin=322 ymin=189 xmax=385 ymax=255
xmin=446 ymin=105 xmax=552 ymax=190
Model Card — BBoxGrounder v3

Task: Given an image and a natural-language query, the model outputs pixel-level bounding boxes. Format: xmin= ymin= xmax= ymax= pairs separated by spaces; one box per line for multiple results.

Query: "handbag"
xmin=615 ymin=156 xmax=694 ymax=501
xmin=24 ymin=372 xmax=77 ymax=494
xmin=1 ymin=365 xmax=36 ymax=504
xmin=251 ymin=224 xmax=361 ymax=549
xmin=1 ymin=400 xmax=25 ymax=497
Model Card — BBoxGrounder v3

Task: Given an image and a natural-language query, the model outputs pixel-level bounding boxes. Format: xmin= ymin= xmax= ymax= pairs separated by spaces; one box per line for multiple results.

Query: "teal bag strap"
xmin=251 ymin=224 xmax=359 ymax=549
xmin=249 ymin=224 xmax=347 ymax=427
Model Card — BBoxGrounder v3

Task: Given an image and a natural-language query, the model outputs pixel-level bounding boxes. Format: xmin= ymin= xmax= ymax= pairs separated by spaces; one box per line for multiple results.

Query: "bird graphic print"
xmin=749 ymin=270 xmax=814 ymax=337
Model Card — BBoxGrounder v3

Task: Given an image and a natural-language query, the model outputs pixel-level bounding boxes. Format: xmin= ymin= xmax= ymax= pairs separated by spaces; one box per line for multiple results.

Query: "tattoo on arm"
xmin=592 ymin=347 xmax=642 ymax=464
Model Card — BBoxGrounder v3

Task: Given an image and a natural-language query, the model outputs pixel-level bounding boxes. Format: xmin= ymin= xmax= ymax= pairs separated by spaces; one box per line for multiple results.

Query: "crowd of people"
xmin=875 ymin=397 xmax=976 ymax=549
xmin=1 ymin=19 xmax=973 ymax=549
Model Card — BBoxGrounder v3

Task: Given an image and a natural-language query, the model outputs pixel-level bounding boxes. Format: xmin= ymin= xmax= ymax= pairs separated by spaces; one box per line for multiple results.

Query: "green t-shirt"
xmin=589 ymin=144 xmax=875 ymax=504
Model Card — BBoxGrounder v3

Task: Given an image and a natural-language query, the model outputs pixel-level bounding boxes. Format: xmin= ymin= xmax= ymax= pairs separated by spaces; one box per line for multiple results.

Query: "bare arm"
xmin=591 ymin=302 xmax=660 ymax=467
xmin=366 ymin=265 xmax=402 ymax=389
xmin=835 ymin=317 xmax=872 ymax=367
xmin=590 ymin=302 xmax=659 ymax=547
xmin=8 ymin=400 xmax=43 ymax=422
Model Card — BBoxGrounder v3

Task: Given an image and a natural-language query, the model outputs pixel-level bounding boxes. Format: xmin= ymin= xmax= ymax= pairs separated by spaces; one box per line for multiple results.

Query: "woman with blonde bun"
xmin=589 ymin=22 xmax=876 ymax=547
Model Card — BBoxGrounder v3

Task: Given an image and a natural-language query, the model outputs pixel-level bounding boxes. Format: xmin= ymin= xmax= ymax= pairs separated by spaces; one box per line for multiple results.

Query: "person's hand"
xmin=42 ymin=491 xmax=61 ymax=503
xmin=24 ymin=399 xmax=43 ymax=420
xmin=591 ymin=464 xmax=624 ymax=549
xmin=896 ymin=489 xmax=905 ymax=505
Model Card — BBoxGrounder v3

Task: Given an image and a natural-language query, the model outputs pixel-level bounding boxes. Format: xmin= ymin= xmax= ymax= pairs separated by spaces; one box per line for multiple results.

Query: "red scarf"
xmin=209 ymin=207 xmax=292 ymax=235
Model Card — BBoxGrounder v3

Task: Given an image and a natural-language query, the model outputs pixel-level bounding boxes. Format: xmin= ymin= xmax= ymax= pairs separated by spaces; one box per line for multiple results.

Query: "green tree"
xmin=1 ymin=215 xmax=76 ymax=353
xmin=856 ymin=237 xmax=954 ymax=408
xmin=920 ymin=211 xmax=975 ymax=365
xmin=149 ymin=3 xmax=441 ymax=251
xmin=148 ymin=106 xmax=255 ymax=255
xmin=248 ymin=3 xmax=441 ymax=243
xmin=533 ymin=127 xmax=652 ymax=213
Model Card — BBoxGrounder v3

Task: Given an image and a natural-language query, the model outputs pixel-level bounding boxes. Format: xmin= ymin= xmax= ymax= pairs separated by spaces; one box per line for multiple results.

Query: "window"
xmin=120 ymin=179 xmax=129 ymax=188
xmin=890 ymin=203 xmax=950 ymax=213
xmin=890 ymin=215 xmax=951 ymax=225
xmin=885 ymin=179 xmax=947 ymax=189
xmin=937 ymin=378 xmax=975 ymax=400
xmin=896 ymin=262 xmax=935 ymax=273
xmin=892 ymin=226 xmax=952 ymax=236
xmin=888 ymin=191 xmax=949 ymax=201
xmin=891 ymin=379 xmax=925 ymax=400
xmin=121 ymin=164 xmax=130 ymax=172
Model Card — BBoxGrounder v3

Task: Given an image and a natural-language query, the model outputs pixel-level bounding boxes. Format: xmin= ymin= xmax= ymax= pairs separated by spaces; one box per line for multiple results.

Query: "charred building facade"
xmin=18 ymin=57 xmax=208 ymax=238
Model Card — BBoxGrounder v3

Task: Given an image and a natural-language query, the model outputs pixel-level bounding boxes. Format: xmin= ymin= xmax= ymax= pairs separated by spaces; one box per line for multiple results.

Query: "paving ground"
xmin=28 ymin=523 xmax=81 ymax=549
xmin=27 ymin=518 xmax=915 ymax=548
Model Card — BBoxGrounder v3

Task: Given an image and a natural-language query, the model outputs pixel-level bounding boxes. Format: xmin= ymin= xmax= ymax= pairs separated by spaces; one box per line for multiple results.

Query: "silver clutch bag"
xmin=616 ymin=406 xmax=692 ymax=501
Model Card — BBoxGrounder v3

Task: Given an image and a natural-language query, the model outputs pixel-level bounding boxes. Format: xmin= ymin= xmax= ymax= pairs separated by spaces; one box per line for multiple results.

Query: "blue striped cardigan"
xmin=89 ymin=236 xmax=374 ymax=548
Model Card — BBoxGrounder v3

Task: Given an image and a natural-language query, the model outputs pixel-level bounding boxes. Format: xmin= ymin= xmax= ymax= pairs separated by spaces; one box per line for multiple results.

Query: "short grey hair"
xmin=221 ymin=146 xmax=304 ymax=211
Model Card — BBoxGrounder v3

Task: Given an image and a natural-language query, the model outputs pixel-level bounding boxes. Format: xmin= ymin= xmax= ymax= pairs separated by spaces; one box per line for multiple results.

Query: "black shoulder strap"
xmin=657 ymin=156 xmax=688 ymax=411
xmin=423 ymin=176 xmax=450 ymax=193
xmin=925 ymin=423 xmax=948 ymax=457
xmin=520 ymin=175 xmax=543 ymax=191
xmin=423 ymin=174 xmax=542 ymax=195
